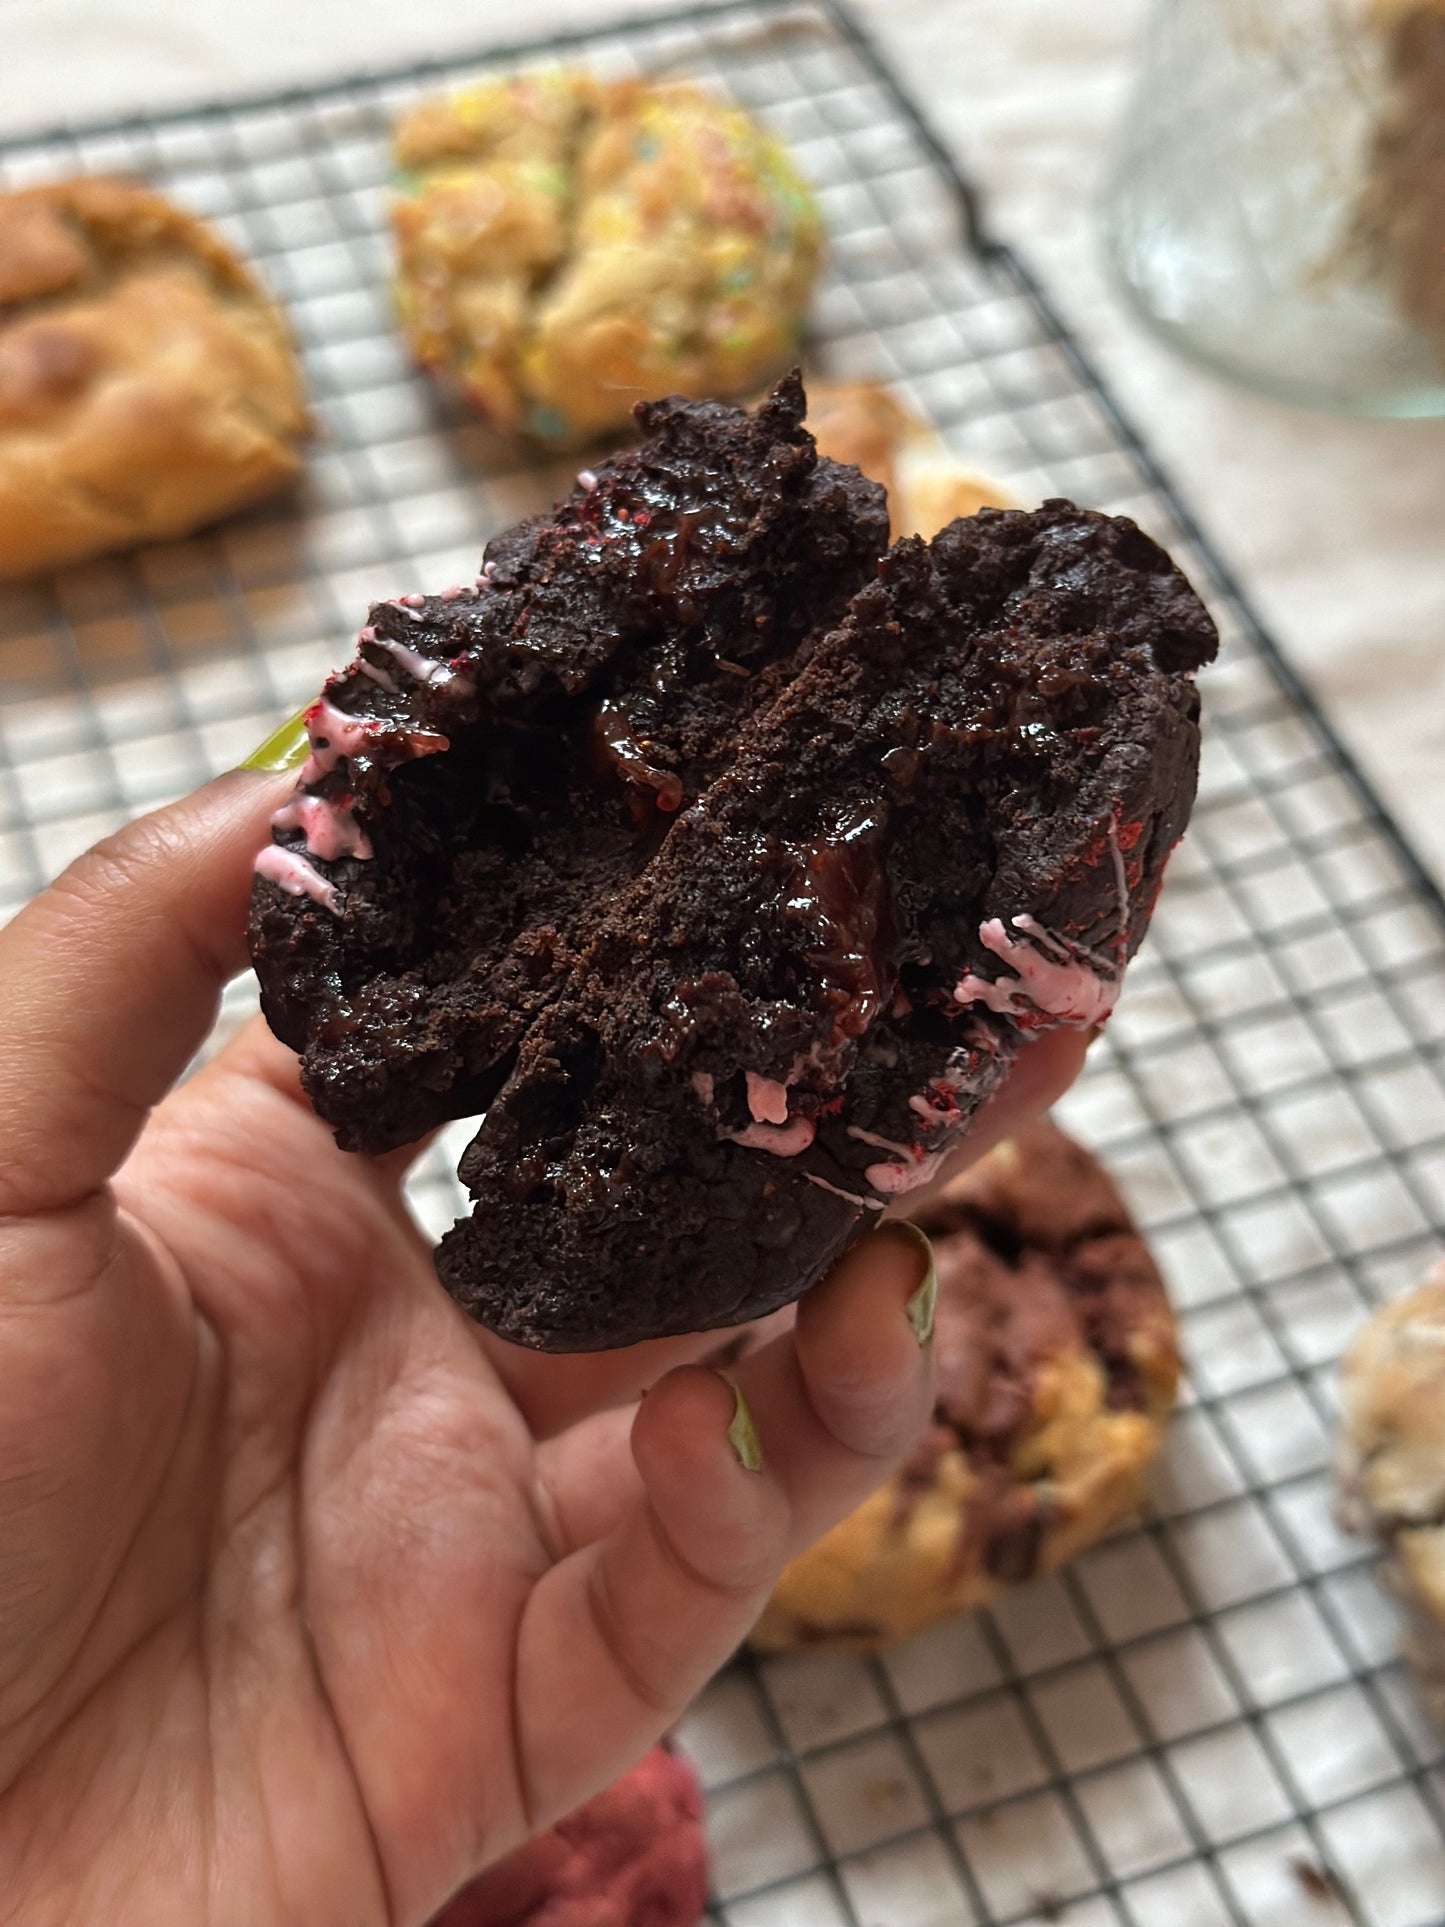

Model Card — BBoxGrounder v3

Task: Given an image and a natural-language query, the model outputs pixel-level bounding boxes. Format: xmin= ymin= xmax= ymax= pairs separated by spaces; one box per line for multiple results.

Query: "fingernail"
xmin=719 ymin=1375 xmax=764 ymax=1473
xmin=238 ymin=706 xmax=310 ymax=772
xmin=881 ymin=1220 xmax=937 ymax=1345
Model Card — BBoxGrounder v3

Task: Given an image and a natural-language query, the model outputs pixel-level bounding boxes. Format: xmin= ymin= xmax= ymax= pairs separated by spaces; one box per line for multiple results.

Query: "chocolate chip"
xmin=1103 ymin=1354 xmax=1146 ymax=1411
xmin=794 ymin=1618 xmax=886 ymax=1644
xmin=983 ymin=1506 xmax=1045 ymax=1584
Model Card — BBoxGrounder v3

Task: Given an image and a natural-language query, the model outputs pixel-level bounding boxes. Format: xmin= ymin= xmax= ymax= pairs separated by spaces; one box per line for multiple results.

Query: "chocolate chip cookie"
xmin=752 ymin=1118 xmax=1180 ymax=1648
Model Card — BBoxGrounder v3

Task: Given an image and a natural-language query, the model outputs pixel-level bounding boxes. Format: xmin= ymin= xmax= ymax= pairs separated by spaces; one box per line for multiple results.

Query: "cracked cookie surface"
xmin=391 ymin=72 xmax=822 ymax=445
xmin=0 ymin=175 xmax=308 ymax=579
xmin=752 ymin=1119 xmax=1180 ymax=1649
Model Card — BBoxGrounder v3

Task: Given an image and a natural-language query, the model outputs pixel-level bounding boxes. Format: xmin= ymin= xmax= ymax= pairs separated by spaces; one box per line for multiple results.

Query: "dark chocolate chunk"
xmin=982 ymin=1496 xmax=1047 ymax=1585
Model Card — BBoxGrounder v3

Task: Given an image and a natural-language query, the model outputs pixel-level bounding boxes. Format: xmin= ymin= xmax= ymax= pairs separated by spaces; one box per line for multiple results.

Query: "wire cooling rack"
xmin=3 ymin=2 xmax=1445 ymax=1921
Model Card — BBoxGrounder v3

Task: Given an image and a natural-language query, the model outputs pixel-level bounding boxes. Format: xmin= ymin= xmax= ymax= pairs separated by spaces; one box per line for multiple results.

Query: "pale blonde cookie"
xmin=391 ymin=72 xmax=822 ymax=446
xmin=803 ymin=377 xmax=1019 ymax=538
xmin=753 ymin=1119 xmax=1179 ymax=1650
xmin=0 ymin=176 xmax=308 ymax=580
xmin=1338 ymin=1270 xmax=1445 ymax=1719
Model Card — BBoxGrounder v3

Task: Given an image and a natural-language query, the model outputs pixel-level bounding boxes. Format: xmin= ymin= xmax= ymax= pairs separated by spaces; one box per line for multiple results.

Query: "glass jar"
xmin=1099 ymin=0 xmax=1445 ymax=417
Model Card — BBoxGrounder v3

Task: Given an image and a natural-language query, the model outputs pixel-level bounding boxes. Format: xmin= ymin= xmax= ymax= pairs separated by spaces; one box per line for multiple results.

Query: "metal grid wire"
xmin=2 ymin=1 xmax=1444 ymax=1920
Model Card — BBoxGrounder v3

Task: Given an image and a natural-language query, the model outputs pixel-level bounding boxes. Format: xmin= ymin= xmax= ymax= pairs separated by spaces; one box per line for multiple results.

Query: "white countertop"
xmin=5 ymin=0 xmax=1443 ymax=880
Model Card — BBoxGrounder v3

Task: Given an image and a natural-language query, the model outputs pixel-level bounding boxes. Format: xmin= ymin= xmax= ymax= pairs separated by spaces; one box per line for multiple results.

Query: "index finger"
xmin=0 ymin=769 xmax=289 ymax=1216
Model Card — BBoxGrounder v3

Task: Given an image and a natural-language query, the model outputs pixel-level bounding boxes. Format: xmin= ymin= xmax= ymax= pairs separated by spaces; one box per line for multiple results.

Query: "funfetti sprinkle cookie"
xmin=392 ymin=72 xmax=822 ymax=447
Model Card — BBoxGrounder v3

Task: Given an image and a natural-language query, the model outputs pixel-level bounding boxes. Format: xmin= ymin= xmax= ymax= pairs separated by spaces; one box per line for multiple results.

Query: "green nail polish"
xmin=888 ymin=1220 xmax=937 ymax=1346
xmin=239 ymin=706 xmax=310 ymax=772
xmin=722 ymin=1377 xmax=764 ymax=1474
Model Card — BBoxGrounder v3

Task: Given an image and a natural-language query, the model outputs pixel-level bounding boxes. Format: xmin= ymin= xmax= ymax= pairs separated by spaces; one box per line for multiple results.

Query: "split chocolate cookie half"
xmin=248 ymin=376 xmax=1216 ymax=1349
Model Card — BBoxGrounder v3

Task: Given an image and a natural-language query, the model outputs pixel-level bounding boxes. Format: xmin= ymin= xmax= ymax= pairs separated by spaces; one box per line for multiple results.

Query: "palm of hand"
xmin=0 ymin=1024 xmax=568 ymax=1924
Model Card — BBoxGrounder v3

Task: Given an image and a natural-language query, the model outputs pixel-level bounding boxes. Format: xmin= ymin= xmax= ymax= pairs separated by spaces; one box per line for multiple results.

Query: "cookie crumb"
xmin=1289 ymin=1856 xmax=1347 ymax=1906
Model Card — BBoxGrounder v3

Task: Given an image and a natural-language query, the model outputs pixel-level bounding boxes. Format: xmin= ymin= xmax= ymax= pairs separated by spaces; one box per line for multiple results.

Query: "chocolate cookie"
xmin=248 ymin=377 xmax=1217 ymax=1349
xmin=752 ymin=1119 xmax=1180 ymax=1649
xmin=1337 ymin=1269 xmax=1445 ymax=1723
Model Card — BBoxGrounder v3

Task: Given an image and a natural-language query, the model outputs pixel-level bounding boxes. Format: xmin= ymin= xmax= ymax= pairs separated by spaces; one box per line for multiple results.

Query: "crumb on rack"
xmin=1289 ymin=1856 xmax=1349 ymax=1907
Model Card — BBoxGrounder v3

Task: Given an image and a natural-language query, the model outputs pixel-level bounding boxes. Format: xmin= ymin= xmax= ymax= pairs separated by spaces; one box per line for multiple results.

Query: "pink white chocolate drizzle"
xmin=844 ymin=1121 xmax=956 ymax=1199
xmin=374 ymin=635 xmax=474 ymax=692
xmin=254 ymin=698 xmax=392 ymax=908
xmin=270 ymin=791 xmax=372 ymax=862
xmin=745 ymin=1071 xmax=791 ymax=1125
xmin=1107 ymin=812 xmax=1132 ymax=950
xmin=952 ymin=810 xmax=1137 ymax=1030
xmin=953 ymin=916 xmax=1118 ymax=1028
xmin=804 ymin=1171 xmax=885 ymax=1211
xmin=717 ymin=813 xmax=1144 ymax=1198
xmin=299 ymin=698 xmax=384 ymax=787
xmin=845 ymin=1123 xmax=916 ymax=1159
xmin=356 ymin=657 xmax=400 ymax=694
xmin=724 ymin=1032 xmax=1005 ymax=1204
xmin=843 ymin=1046 xmax=1003 ymax=1197
xmin=253 ymin=595 xmax=472 ymax=916
xmin=861 ymin=1144 xmax=956 ymax=1196
xmin=254 ymin=843 xmax=342 ymax=915
xmin=723 ymin=1115 xmax=817 ymax=1156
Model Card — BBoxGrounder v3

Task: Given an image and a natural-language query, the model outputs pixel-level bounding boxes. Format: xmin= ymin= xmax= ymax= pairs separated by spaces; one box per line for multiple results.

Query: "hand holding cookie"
xmin=0 ymin=768 xmax=1026 ymax=1921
